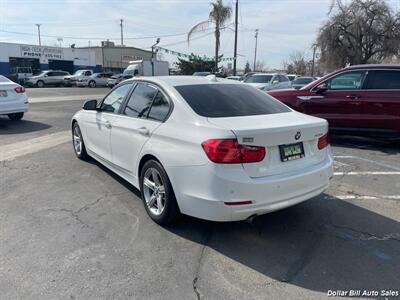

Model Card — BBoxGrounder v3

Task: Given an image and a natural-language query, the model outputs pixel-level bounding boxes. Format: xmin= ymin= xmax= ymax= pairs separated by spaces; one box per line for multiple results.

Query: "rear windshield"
xmin=175 ymin=84 xmax=290 ymax=118
xmin=244 ymin=75 xmax=272 ymax=83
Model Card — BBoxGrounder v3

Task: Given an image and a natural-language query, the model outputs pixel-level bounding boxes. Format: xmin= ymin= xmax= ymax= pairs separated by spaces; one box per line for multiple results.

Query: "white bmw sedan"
xmin=71 ymin=76 xmax=333 ymax=224
xmin=0 ymin=75 xmax=28 ymax=120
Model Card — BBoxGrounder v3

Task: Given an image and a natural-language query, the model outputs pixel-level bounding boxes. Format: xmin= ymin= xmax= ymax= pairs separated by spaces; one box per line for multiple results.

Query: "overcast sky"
xmin=0 ymin=0 xmax=399 ymax=69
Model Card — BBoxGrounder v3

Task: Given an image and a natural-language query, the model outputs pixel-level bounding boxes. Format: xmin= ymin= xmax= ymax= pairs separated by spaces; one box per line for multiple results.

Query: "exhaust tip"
xmin=246 ymin=214 xmax=258 ymax=224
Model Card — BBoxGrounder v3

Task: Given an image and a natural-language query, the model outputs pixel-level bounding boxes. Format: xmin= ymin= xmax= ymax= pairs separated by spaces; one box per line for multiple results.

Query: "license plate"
xmin=0 ymin=90 xmax=7 ymax=97
xmin=279 ymin=142 xmax=305 ymax=162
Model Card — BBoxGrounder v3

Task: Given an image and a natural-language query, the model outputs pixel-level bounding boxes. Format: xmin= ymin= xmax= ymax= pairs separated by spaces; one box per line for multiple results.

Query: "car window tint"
xmin=148 ymin=91 xmax=170 ymax=122
xmin=366 ymin=70 xmax=400 ymax=89
xmin=84 ymin=71 xmax=91 ymax=76
xmin=327 ymin=71 xmax=365 ymax=90
xmin=176 ymin=84 xmax=290 ymax=118
xmin=47 ymin=72 xmax=54 ymax=76
xmin=244 ymin=75 xmax=272 ymax=83
xmin=124 ymin=83 xmax=157 ymax=118
xmin=100 ymin=84 xmax=131 ymax=113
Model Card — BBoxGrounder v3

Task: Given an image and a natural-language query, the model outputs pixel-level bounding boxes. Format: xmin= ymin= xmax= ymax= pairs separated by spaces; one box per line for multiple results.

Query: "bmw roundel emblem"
xmin=295 ymin=131 xmax=301 ymax=140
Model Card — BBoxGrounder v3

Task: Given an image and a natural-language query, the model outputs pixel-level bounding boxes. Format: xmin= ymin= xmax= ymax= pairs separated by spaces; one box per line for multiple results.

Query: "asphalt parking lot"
xmin=1 ymin=88 xmax=399 ymax=299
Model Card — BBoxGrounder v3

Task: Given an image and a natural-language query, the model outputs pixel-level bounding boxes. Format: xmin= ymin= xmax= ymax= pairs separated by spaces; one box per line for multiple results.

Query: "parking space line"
xmin=334 ymin=154 xmax=400 ymax=171
xmin=333 ymin=195 xmax=400 ymax=200
xmin=0 ymin=130 xmax=70 ymax=161
xmin=334 ymin=171 xmax=400 ymax=176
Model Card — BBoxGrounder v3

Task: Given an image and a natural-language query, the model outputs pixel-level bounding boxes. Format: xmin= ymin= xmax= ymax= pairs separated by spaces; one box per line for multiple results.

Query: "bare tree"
xmin=317 ymin=0 xmax=400 ymax=70
xmin=254 ymin=60 xmax=267 ymax=72
xmin=283 ymin=51 xmax=307 ymax=75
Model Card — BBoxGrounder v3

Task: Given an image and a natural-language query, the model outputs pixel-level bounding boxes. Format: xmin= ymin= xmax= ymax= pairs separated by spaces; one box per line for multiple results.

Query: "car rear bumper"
xmin=0 ymin=95 xmax=29 ymax=115
xmin=167 ymin=151 xmax=334 ymax=222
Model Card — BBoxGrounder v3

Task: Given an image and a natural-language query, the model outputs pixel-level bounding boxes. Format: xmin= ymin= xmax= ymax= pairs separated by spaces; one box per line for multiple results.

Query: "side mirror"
xmin=272 ymin=80 xmax=279 ymax=85
xmin=315 ymin=84 xmax=328 ymax=94
xmin=83 ymin=99 xmax=98 ymax=110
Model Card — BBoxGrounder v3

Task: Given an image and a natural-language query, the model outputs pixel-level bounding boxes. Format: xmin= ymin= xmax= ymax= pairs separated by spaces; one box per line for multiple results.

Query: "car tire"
xmin=8 ymin=112 xmax=24 ymax=120
xmin=36 ymin=80 xmax=45 ymax=88
xmin=89 ymin=80 xmax=96 ymax=88
xmin=72 ymin=122 xmax=88 ymax=160
xmin=140 ymin=160 xmax=180 ymax=225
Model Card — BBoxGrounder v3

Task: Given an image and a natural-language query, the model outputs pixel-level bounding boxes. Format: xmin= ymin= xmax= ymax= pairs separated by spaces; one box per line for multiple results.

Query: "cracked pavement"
xmin=1 ymin=95 xmax=400 ymax=299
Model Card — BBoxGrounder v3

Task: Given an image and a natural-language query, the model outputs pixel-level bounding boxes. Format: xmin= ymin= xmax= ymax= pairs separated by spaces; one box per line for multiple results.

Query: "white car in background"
xmin=0 ymin=75 xmax=28 ymax=120
xmin=71 ymin=76 xmax=333 ymax=224
xmin=243 ymin=73 xmax=292 ymax=91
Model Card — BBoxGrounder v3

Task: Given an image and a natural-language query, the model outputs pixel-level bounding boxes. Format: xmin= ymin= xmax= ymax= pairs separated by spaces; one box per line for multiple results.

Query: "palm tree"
xmin=188 ymin=0 xmax=232 ymax=72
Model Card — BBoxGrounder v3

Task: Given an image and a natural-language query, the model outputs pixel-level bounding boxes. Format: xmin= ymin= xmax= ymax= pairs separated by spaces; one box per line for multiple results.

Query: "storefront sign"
xmin=122 ymin=55 xmax=143 ymax=62
xmin=20 ymin=45 xmax=64 ymax=60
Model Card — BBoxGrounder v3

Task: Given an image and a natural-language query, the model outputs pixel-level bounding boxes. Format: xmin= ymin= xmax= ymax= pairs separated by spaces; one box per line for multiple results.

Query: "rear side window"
xmin=175 ymin=84 xmax=290 ymax=118
xmin=148 ymin=92 xmax=170 ymax=121
xmin=365 ymin=70 xmax=400 ymax=89
xmin=124 ymin=83 xmax=157 ymax=118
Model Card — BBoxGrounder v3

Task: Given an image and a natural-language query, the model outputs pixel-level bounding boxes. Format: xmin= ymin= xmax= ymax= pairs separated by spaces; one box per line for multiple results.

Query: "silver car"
xmin=76 ymin=72 xmax=113 ymax=87
xmin=25 ymin=70 xmax=70 ymax=88
xmin=243 ymin=73 xmax=292 ymax=91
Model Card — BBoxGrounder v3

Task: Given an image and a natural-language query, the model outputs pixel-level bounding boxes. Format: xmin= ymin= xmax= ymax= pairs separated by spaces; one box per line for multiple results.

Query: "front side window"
xmin=325 ymin=71 xmax=366 ymax=90
xmin=100 ymin=83 xmax=131 ymax=113
xmin=124 ymin=83 xmax=157 ymax=118
xmin=365 ymin=70 xmax=400 ymax=90
xmin=279 ymin=75 xmax=289 ymax=82
xmin=175 ymin=84 xmax=290 ymax=118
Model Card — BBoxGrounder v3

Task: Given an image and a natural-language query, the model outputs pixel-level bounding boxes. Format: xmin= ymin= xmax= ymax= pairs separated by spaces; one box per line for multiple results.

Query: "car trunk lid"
xmin=0 ymin=82 xmax=19 ymax=102
xmin=207 ymin=112 xmax=328 ymax=178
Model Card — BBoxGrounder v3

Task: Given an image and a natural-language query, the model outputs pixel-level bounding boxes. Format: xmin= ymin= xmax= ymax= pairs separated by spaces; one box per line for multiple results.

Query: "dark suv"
xmin=268 ymin=64 xmax=400 ymax=137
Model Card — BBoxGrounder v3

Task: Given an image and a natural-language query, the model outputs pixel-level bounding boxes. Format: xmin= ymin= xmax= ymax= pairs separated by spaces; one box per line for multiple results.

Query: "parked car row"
xmin=19 ymin=69 xmax=133 ymax=88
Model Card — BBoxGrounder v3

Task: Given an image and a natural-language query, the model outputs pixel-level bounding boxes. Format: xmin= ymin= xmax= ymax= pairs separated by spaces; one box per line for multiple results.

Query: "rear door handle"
xmin=103 ymin=120 xmax=112 ymax=129
xmin=138 ymin=127 xmax=150 ymax=136
xmin=346 ymin=95 xmax=360 ymax=100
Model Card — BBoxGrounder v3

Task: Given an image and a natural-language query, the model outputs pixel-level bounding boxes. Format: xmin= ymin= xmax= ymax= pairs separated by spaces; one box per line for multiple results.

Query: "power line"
xmin=0 ymin=29 xmax=191 ymax=40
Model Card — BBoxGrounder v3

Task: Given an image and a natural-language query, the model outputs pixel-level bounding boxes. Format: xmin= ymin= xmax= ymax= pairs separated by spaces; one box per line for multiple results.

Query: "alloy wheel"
xmin=143 ymin=168 xmax=166 ymax=216
xmin=73 ymin=125 xmax=82 ymax=155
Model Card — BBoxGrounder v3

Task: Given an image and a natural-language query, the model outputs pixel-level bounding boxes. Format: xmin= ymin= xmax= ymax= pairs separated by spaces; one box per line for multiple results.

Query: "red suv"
xmin=268 ymin=64 xmax=400 ymax=137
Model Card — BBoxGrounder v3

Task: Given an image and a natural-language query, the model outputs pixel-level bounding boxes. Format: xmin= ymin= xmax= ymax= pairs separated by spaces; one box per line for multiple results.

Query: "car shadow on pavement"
xmin=84 ymin=156 xmax=400 ymax=294
xmin=166 ymin=195 xmax=400 ymax=293
xmin=0 ymin=118 xmax=51 ymax=135
xmin=331 ymin=134 xmax=400 ymax=154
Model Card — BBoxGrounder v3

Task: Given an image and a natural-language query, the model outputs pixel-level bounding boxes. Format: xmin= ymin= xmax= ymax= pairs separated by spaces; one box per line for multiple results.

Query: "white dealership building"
xmin=0 ymin=42 xmax=99 ymax=76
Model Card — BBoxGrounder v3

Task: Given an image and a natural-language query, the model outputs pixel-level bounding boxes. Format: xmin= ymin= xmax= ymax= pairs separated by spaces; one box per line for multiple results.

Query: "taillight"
xmin=14 ymin=86 xmax=25 ymax=93
xmin=201 ymin=139 xmax=265 ymax=164
xmin=318 ymin=133 xmax=330 ymax=150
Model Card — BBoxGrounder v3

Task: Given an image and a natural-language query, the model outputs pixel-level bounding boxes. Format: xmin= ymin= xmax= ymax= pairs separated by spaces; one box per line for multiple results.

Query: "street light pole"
xmin=253 ymin=29 xmax=259 ymax=71
xmin=35 ymin=24 xmax=42 ymax=46
xmin=233 ymin=0 xmax=238 ymax=76
xmin=311 ymin=45 xmax=317 ymax=77
xmin=120 ymin=19 xmax=124 ymax=46
xmin=151 ymin=38 xmax=160 ymax=76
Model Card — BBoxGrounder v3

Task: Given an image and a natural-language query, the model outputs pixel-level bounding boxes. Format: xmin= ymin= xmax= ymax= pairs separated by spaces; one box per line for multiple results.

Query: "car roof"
xmin=249 ymin=73 xmax=277 ymax=76
xmin=125 ymin=75 xmax=242 ymax=87
xmin=345 ymin=64 xmax=400 ymax=70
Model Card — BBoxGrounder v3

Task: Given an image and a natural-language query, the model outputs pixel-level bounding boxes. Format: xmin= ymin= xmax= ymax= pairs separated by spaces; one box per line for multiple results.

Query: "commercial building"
xmin=79 ymin=42 xmax=153 ymax=73
xmin=0 ymin=41 xmax=153 ymax=77
xmin=0 ymin=42 xmax=99 ymax=76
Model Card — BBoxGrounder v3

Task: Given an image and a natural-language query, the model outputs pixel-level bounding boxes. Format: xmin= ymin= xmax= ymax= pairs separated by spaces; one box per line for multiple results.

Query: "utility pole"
xmin=35 ymin=24 xmax=41 ymax=46
xmin=311 ymin=45 xmax=317 ymax=77
xmin=233 ymin=0 xmax=238 ymax=76
xmin=253 ymin=29 xmax=258 ymax=71
xmin=120 ymin=19 xmax=124 ymax=46
xmin=151 ymin=38 xmax=160 ymax=76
